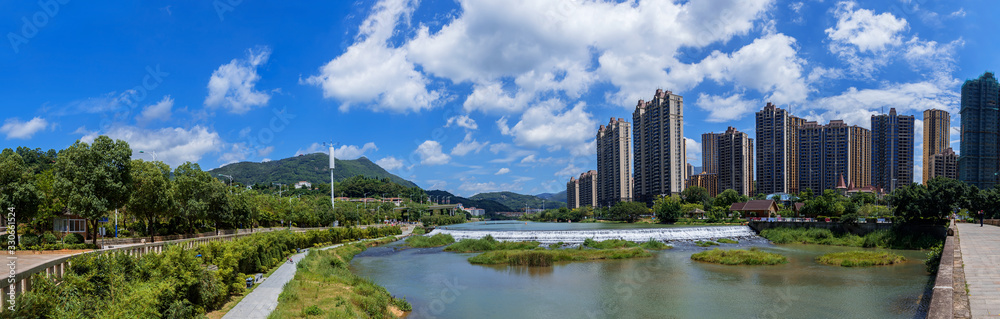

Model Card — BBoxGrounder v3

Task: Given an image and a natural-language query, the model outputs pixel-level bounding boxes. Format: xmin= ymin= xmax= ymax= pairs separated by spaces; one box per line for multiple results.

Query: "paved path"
xmin=957 ymin=223 xmax=1000 ymax=318
xmin=223 ymin=227 xmax=413 ymax=319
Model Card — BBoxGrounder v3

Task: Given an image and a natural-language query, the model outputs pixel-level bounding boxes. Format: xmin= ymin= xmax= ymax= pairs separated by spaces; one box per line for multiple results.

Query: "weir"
xmin=426 ymin=226 xmax=757 ymax=244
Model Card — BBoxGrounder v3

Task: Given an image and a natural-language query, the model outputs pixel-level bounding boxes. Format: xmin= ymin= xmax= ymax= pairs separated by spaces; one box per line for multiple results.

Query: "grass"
xmin=468 ymin=247 xmax=652 ymax=266
xmin=716 ymin=238 xmax=739 ymax=244
xmin=639 ymin=238 xmax=672 ymax=250
xmin=403 ymin=233 xmax=455 ymax=248
xmin=695 ymin=241 xmax=719 ymax=247
xmin=691 ymin=248 xmax=788 ymax=265
xmin=583 ymin=238 xmax=638 ymax=249
xmin=412 ymin=226 xmax=427 ymax=235
xmin=269 ymin=237 xmax=408 ymax=318
xmin=444 ymin=235 xmax=540 ymax=252
xmin=759 ymin=227 xmax=942 ymax=250
xmin=548 ymin=242 xmax=566 ymax=249
xmin=816 ymin=251 xmax=906 ymax=267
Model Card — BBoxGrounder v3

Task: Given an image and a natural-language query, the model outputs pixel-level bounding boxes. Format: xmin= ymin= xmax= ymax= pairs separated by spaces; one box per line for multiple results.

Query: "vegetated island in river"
xmin=431 ymin=235 xmax=672 ymax=266
xmin=815 ymin=250 xmax=906 ymax=267
xmin=690 ymin=248 xmax=788 ymax=265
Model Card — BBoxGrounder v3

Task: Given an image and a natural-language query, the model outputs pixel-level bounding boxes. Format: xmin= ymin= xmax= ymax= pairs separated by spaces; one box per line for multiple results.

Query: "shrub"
xmin=63 ymin=233 xmax=84 ymax=245
xmin=716 ymin=238 xmax=739 ymax=244
xmin=925 ymin=243 xmax=943 ymax=274
xmin=303 ymin=305 xmax=323 ymax=316
xmin=43 ymin=232 xmax=60 ymax=244
xmin=20 ymin=234 xmax=39 ymax=248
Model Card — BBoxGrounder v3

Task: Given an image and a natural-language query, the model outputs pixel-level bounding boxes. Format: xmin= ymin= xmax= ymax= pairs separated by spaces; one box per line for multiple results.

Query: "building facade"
xmin=871 ymin=108 xmax=914 ymax=192
xmin=566 ymin=176 xmax=580 ymax=209
xmin=798 ymin=120 xmax=872 ymax=194
xmin=685 ymin=173 xmax=719 ymax=197
xmin=923 ymin=109 xmax=951 ymax=184
xmin=633 ymin=89 xmax=685 ymax=204
xmin=718 ymin=127 xmax=754 ymax=196
xmin=578 ymin=170 xmax=598 ymax=208
xmin=755 ymin=103 xmax=806 ymax=195
xmin=597 ymin=117 xmax=633 ymax=207
xmin=686 ymin=163 xmax=694 ymax=179
xmin=931 ymin=148 xmax=959 ymax=181
xmin=701 ymin=132 xmax=721 ymax=174
xmin=959 ymin=72 xmax=1000 ymax=189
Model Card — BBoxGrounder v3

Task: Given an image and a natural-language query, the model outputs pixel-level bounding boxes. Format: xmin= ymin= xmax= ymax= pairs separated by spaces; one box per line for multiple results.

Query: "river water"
xmin=350 ymin=222 xmax=931 ymax=318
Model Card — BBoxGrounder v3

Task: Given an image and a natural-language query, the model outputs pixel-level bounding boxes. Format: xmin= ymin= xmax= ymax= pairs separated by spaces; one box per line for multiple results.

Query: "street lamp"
xmin=323 ymin=141 xmax=338 ymax=212
xmin=138 ymin=150 xmax=156 ymax=161
xmin=218 ymin=174 xmax=233 ymax=188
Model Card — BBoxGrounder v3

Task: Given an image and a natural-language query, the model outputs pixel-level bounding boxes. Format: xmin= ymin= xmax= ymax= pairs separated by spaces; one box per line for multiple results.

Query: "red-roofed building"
xmin=729 ymin=200 xmax=779 ymax=217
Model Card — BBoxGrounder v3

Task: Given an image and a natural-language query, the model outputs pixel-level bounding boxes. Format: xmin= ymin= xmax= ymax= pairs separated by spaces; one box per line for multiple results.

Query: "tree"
xmin=925 ymin=177 xmax=972 ymax=221
xmin=886 ymin=183 xmax=931 ymax=224
xmin=681 ymin=186 xmax=712 ymax=207
xmin=172 ymin=162 xmax=213 ymax=234
xmin=128 ymin=159 xmax=173 ymax=242
xmin=0 ymin=149 xmax=40 ymax=246
xmin=610 ymin=201 xmax=647 ymax=223
xmin=54 ymin=136 xmax=133 ymax=246
xmin=653 ymin=195 xmax=682 ymax=224
xmin=713 ymin=189 xmax=747 ymax=209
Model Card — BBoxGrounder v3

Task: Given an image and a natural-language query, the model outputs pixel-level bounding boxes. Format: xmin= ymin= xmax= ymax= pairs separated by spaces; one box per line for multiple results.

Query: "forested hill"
xmin=470 ymin=191 xmax=567 ymax=210
xmin=425 ymin=190 xmax=514 ymax=214
xmin=209 ymin=154 xmax=418 ymax=188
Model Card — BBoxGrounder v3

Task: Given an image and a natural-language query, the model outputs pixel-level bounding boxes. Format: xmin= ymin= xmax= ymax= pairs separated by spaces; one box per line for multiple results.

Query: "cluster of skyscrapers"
xmin=567 ymin=73 xmax=997 ymax=208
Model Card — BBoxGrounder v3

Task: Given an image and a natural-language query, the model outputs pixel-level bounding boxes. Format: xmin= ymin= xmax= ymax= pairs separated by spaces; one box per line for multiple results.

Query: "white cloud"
xmin=555 ymin=164 xmax=583 ymax=177
xmin=295 ymin=143 xmax=326 ymax=156
xmin=904 ymin=37 xmax=964 ymax=78
xmin=696 ymin=93 xmax=760 ymax=123
xmin=0 ymin=117 xmax=48 ymax=139
xmin=335 ymin=143 xmax=379 ymax=160
xmin=500 ymin=100 xmax=596 ymax=153
xmin=205 ymin=46 xmax=272 ymax=114
xmin=83 ymin=125 xmax=222 ymax=168
xmin=520 ymin=155 xmax=536 ymax=164
xmin=456 ymin=180 xmax=523 ymax=197
xmin=697 ymin=33 xmax=809 ymax=104
xmin=806 ymin=81 xmax=959 ymax=127
xmin=949 ymin=8 xmax=966 ymax=18
xmin=415 ymin=140 xmax=450 ymax=165
xmin=451 ymin=133 xmax=488 ymax=156
xmin=826 ymin=2 xmax=908 ymax=53
xmin=376 ymin=156 xmax=404 ymax=170
xmin=304 ymin=0 xmax=440 ymax=113
xmin=685 ymin=137 xmax=702 ymax=164
xmin=495 ymin=168 xmax=511 ymax=175
xmin=445 ymin=114 xmax=478 ymax=130
xmin=137 ymin=96 xmax=173 ymax=122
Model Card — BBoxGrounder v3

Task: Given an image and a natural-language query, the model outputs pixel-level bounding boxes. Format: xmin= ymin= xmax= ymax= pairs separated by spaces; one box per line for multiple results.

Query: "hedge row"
xmin=7 ymin=226 xmax=401 ymax=319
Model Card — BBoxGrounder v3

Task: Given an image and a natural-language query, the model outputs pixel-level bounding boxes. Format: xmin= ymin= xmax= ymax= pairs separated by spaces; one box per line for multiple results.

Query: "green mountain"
xmin=209 ymin=154 xmax=418 ymax=188
xmin=426 ymin=190 xmax=514 ymax=214
xmin=536 ymin=191 xmax=567 ymax=203
xmin=470 ymin=191 xmax=567 ymax=210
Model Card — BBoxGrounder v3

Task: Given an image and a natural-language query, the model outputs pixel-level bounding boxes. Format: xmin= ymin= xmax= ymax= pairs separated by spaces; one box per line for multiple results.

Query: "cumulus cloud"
xmin=445 ymin=114 xmax=478 ymax=130
xmin=499 ymin=100 xmax=596 ymax=154
xmin=81 ymin=125 xmax=222 ymax=168
xmin=685 ymin=137 xmax=702 ymax=164
xmin=826 ymin=2 xmax=908 ymax=53
xmin=451 ymin=133 xmax=488 ymax=156
xmin=205 ymin=46 xmax=272 ymax=113
xmin=304 ymin=0 xmax=440 ymax=113
xmin=137 ymin=95 xmax=173 ymax=122
xmin=376 ymin=156 xmax=404 ymax=170
xmin=495 ymin=168 xmax=511 ymax=175
xmin=697 ymin=33 xmax=809 ymax=104
xmin=335 ymin=143 xmax=378 ymax=159
xmin=696 ymin=93 xmax=760 ymax=123
xmin=415 ymin=140 xmax=450 ymax=165
xmin=0 ymin=117 xmax=48 ymax=139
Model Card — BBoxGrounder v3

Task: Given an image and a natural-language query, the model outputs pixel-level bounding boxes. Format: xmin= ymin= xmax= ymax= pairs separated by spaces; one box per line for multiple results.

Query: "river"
xmin=350 ymin=222 xmax=931 ymax=318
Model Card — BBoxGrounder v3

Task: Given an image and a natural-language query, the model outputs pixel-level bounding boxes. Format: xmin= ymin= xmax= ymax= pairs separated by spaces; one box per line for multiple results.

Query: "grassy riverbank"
xmin=444 ymin=235 xmax=540 ymax=252
xmin=270 ymin=237 xmax=409 ymax=318
xmin=760 ymin=227 xmax=940 ymax=250
xmin=816 ymin=251 xmax=906 ymax=267
xmin=691 ymin=248 xmax=788 ymax=265
xmin=404 ymin=233 xmax=455 ymax=247
xmin=469 ymin=247 xmax=652 ymax=266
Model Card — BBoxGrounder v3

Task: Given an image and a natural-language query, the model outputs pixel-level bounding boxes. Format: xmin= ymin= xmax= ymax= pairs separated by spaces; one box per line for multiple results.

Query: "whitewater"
xmin=425 ymin=225 xmax=757 ymax=244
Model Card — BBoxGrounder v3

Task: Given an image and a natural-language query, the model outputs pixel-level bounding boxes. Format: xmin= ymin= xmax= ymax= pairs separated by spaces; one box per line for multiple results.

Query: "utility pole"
xmin=324 ymin=141 xmax=338 ymax=213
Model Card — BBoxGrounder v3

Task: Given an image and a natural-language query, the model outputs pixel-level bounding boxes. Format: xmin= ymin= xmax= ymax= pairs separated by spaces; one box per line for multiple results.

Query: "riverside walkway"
xmin=222 ymin=226 xmax=414 ymax=319
xmin=957 ymin=222 xmax=1000 ymax=317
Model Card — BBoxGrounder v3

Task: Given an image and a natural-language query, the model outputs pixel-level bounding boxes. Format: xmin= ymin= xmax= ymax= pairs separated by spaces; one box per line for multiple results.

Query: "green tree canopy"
xmin=128 ymin=159 xmax=173 ymax=241
xmin=609 ymin=201 xmax=647 ymax=223
xmin=653 ymin=195 xmax=682 ymax=224
xmin=0 ymin=148 xmax=40 ymax=245
xmin=54 ymin=136 xmax=133 ymax=245
xmin=714 ymin=189 xmax=747 ymax=209
xmin=681 ymin=186 xmax=712 ymax=207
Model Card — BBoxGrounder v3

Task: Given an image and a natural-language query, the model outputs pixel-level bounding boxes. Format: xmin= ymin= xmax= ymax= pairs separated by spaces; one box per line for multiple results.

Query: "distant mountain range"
xmin=208 ymin=154 xmax=418 ymax=188
xmin=426 ymin=190 xmax=514 ymax=214
xmin=535 ymin=191 xmax=567 ymax=203
xmin=471 ymin=191 xmax=567 ymax=210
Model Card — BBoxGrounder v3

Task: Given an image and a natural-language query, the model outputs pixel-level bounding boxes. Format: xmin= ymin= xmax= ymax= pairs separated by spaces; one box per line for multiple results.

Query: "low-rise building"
xmin=729 ymin=200 xmax=779 ymax=218
xmin=294 ymin=181 xmax=312 ymax=189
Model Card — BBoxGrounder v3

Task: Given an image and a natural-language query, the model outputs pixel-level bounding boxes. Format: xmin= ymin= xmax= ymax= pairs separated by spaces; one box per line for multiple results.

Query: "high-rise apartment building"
xmin=633 ymin=89 xmax=685 ymax=204
xmin=959 ymin=72 xmax=1000 ymax=189
xmin=871 ymin=108 xmax=914 ymax=192
xmin=686 ymin=163 xmax=694 ymax=179
xmin=685 ymin=172 xmax=719 ymax=197
xmin=578 ymin=170 xmax=597 ymax=208
xmin=798 ymin=120 xmax=871 ymax=194
xmin=718 ymin=127 xmax=754 ymax=196
xmin=923 ymin=109 xmax=951 ymax=184
xmin=566 ymin=176 xmax=580 ymax=209
xmin=701 ymin=132 xmax=721 ymax=174
xmin=755 ymin=103 xmax=806 ymax=195
xmin=931 ymin=148 xmax=959 ymax=181
xmin=597 ymin=118 xmax=633 ymax=207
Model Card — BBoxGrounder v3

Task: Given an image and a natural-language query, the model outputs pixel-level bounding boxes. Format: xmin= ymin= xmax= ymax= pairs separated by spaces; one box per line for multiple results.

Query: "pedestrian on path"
xmin=978 ymin=210 xmax=984 ymax=227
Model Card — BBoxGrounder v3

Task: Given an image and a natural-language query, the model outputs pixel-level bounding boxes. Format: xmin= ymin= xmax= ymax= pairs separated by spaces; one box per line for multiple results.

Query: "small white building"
xmin=463 ymin=206 xmax=486 ymax=216
xmin=294 ymin=181 xmax=312 ymax=189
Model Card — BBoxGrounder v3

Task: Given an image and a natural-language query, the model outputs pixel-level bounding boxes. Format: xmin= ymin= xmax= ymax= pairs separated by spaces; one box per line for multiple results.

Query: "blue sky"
xmin=0 ymin=0 xmax=994 ymax=196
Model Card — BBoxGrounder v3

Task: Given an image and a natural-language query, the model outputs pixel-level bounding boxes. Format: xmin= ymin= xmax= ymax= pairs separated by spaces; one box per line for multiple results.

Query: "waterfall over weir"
xmin=426 ymin=226 xmax=757 ymax=244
